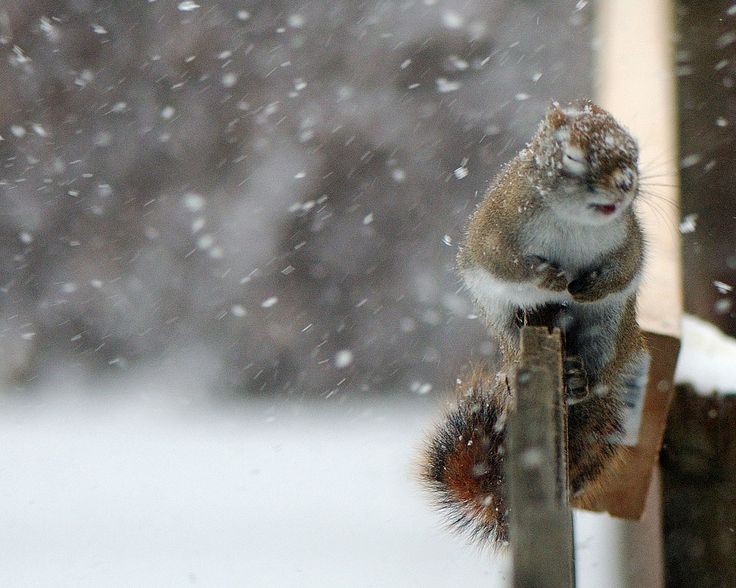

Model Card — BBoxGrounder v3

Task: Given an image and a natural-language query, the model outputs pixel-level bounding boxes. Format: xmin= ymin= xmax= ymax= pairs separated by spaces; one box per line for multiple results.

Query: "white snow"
xmin=222 ymin=72 xmax=238 ymax=88
xmin=678 ymin=213 xmax=697 ymax=234
xmin=196 ymin=234 xmax=214 ymax=250
xmin=409 ymin=381 xmax=433 ymax=395
xmin=31 ymin=123 xmax=48 ymax=137
xmin=674 ymin=314 xmax=736 ymax=395
xmin=716 ymin=31 xmax=736 ymax=49
xmin=0 ymin=373 xmax=666 ymax=587
xmin=191 ymin=217 xmax=205 ymax=233
xmin=680 ymin=153 xmax=702 ymax=168
xmin=261 ymin=296 xmax=279 ymax=308
xmin=453 ymin=165 xmax=469 ymax=179
xmin=334 ymin=349 xmax=354 ymax=369
xmin=0 ymin=385 xmax=508 ymax=587
xmin=713 ymin=280 xmax=733 ymax=294
xmin=177 ymin=1 xmax=200 ymax=12
xmin=288 ymin=14 xmax=305 ymax=28
xmin=441 ymin=10 xmax=464 ymax=30
xmin=436 ymin=77 xmax=462 ymax=93
xmin=183 ymin=192 xmax=205 ymax=212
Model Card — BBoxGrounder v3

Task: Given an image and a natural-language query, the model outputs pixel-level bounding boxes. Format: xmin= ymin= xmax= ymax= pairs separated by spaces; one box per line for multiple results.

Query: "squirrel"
xmin=422 ymin=100 xmax=651 ymax=546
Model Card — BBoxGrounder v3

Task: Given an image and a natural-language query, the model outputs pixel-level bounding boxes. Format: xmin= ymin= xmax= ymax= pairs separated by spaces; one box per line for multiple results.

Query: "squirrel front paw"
xmin=568 ymin=269 xmax=608 ymax=302
xmin=526 ymin=255 xmax=568 ymax=292
xmin=564 ymin=356 xmax=589 ymax=404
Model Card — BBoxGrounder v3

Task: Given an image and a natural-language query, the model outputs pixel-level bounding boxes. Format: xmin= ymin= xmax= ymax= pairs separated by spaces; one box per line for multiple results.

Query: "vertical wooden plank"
xmin=508 ymin=327 xmax=573 ymax=588
xmin=592 ymin=0 xmax=682 ymax=520
xmin=661 ymin=386 xmax=736 ymax=586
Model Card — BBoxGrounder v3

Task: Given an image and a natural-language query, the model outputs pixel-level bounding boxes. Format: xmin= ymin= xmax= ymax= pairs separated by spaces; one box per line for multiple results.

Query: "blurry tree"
xmin=0 ymin=0 xmax=592 ymax=396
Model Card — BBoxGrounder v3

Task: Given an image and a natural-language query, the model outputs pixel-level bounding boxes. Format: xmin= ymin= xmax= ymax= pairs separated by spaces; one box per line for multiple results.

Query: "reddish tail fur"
xmin=421 ymin=363 xmax=626 ymax=546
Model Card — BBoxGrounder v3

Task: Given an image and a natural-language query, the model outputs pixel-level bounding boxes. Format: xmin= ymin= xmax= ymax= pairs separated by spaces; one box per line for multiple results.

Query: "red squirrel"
xmin=422 ymin=100 xmax=650 ymax=545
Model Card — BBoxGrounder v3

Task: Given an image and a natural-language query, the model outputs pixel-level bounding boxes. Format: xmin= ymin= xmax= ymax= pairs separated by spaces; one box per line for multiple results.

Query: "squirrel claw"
xmin=568 ymin=270 xmax=605 ymax=302
xmin=527 ymin=255 xmax=568 ymax=292
xmin=540 ymin=271 xmax=569 ymax=292
xmin=564 ymin=356 xmax=590 ymax=404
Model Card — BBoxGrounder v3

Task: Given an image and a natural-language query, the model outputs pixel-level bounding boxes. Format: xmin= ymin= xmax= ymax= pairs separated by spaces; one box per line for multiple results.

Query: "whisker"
xmin=639 ymin=173 xmax=678 ymax=181
xmin=640 ymin=190 xmax=681 ymax=207
xmin=640 ymin=150 xmax=677 ymax=174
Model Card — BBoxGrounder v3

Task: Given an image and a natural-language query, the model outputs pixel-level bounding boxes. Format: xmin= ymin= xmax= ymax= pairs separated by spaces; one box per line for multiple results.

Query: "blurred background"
xmin=0 ymin=0 xmax=593 ymax=396
xmin=2 ymin=0 xmax=736 ymax=586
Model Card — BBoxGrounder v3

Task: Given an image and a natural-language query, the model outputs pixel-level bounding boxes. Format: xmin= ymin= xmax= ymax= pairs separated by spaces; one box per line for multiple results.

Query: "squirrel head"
xmin=530 ymin=100 xmax=640 ymax=226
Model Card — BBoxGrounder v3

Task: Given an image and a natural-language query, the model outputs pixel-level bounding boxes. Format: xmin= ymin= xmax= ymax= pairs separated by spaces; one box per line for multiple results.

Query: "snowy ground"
xmin=0 ymin=372 xmax=659 ymax=587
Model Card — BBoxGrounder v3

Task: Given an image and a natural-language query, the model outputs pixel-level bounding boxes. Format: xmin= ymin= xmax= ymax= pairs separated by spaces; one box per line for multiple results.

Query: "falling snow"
xmin=436 ymin=77 xmax=462 ymax=93
xmin=334 ymin=349 xmax=354 ymax=369
xmin=231 ymin=304 xmax=247 ymax=317
xmin=261 ymin=297 xmax=279 ymax=309
xmin=0 ymin=1 xmax=647 ymax=406
xmin=183 ymin=192 xmax=205 ymax=212
xmin=0 ymin=3 xmax=731 ymax=585
xmin=454 ymin=159 xmax=470 ymax=179
xmin=679 ymin=213 xmax=698 ymax=234
xmin=222 ymin=73 xmax=238 ymax=88
xmin=713 ymin=281 xmax=734 ymax=294
xmin=177 ymin=1 xmax=200 ymax=11
xmin=680 ymin=153 xmax=702 ymax=168
xmin=441 ymin=10 xmax=464 ymax=29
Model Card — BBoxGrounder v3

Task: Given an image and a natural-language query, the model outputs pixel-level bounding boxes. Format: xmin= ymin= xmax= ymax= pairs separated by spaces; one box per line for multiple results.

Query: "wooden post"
xmin=592 ymin=0 xmax=682 ymax=521
xmin=508 ymin=327 xmax=574 ymax=588
xmin=660 ymin=386 xmax=736 ymax=586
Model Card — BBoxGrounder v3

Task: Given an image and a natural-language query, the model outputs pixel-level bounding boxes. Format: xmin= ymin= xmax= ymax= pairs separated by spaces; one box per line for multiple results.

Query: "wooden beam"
xmin=661 ymin=386 xmax=736 ymax=586
xmin=591 ymin=0 xmax=682 ymax=520
xmin=508 ymin=327 xmax=574 ymax=588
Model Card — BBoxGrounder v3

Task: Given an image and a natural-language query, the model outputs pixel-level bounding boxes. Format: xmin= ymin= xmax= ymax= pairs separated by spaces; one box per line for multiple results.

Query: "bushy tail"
xmin=421 ymin=366 xmax=512 ymax=546
xmin=421 ymin=363 xmax=628 ymax=546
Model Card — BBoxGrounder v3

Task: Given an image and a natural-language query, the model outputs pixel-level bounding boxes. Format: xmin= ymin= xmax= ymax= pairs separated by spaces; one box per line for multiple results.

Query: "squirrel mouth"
xmin=591 ymin=203 xmax=617 ymax=215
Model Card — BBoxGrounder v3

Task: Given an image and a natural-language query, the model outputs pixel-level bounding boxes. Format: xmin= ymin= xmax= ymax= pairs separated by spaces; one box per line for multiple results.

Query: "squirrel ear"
xmin=545 ymin=101 xmax=568 ymax=129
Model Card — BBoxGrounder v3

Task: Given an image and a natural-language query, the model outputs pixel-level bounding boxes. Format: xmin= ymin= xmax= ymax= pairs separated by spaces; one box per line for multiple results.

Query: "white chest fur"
xmin=461 ymin=213 xmax=629 ymax=316
xmin=520 ymin=212 xmax=627 ymax=274
xmin=461 ymin=265 xmax=572 ymax=315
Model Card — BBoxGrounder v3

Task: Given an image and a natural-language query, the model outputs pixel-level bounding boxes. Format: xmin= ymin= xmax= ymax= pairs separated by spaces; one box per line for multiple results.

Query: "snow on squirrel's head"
xmin=530 ymin=99 xmax=640 ymax=226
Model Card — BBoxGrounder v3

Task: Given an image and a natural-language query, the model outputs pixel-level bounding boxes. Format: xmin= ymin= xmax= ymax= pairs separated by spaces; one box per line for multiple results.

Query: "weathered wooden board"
xmin=508 ymin=327 xmax=574 ymax=588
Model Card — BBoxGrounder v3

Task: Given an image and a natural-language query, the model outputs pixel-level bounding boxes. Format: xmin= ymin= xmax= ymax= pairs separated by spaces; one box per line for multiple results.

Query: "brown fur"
xmin=421 ymin=366 xmax=512 ymax=544
xmin=422 ymin=100 xmax=648 ymax=546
